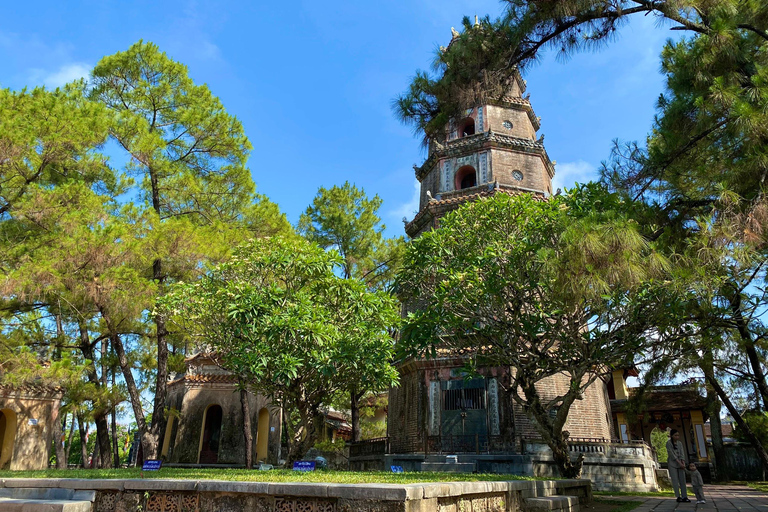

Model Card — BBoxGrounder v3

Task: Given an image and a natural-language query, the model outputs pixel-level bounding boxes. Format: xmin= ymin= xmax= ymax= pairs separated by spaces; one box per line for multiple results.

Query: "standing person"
xmin=666 ymin=429 xmax=690 ymax=502
xmin=688 ymin=462 xmax=706 ymax=504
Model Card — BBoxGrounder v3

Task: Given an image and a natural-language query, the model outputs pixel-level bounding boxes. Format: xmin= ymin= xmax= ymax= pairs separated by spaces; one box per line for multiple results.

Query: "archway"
xmin=459 ymin=118 xmax=475 ymax=137
xmin=0 ymin=409 xmax=17 ymax=470
xmin=256 ymin=408 xmax=270 ymax=462
xmin=455 ymin=166 xmax=477 ymax=190
xmin=198 ymin=405 xmax=223 ymax=464
xmin=650 ymin=426 xmax=670 ymax=464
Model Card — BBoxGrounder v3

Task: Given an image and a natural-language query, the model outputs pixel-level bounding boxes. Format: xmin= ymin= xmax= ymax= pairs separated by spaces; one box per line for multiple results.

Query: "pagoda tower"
xmin=405 ymin=68 xmax=555 ymax=239
xmin=388 ymin=60 xmax=615 ymax=467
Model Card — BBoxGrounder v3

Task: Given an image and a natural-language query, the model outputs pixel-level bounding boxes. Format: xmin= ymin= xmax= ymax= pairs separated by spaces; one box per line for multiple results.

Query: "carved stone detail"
xmin=488 ymin=378 xmax=500 ymax=436
xmin=479 ymin=151 xmax=488 ymax=184
xmin=429 ymin=380 xmax=441 ymax=435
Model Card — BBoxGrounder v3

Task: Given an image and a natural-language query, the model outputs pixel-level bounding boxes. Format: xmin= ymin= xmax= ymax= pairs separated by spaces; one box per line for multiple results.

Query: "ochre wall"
xmin=167 ymin=381 xmax=281 ymax=465
xmin=0 ymin=388 xmax=60 ymax=470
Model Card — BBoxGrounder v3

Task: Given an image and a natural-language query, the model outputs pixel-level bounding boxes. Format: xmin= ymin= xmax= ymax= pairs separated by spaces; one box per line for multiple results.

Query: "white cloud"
xmin=551 ymin=160 xmax=598 ymax=192
xmin=29 ymin=63 xmax=91 ymax=89
xmin=390 ymin=178 xmax=421 ymax=223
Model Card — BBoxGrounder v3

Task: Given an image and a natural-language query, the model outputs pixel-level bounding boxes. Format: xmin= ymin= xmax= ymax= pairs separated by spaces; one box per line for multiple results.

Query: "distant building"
xmin=0 ymin=385 xmax=63 ymax=470
xmin=162 ymin=353 xmax=281 ymax=465
xmin=608 ymin=370 xmax=710 ymax=464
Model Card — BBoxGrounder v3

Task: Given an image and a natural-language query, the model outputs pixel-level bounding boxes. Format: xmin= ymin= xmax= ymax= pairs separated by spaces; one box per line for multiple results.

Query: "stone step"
xmin=0 ymin=497 xmax=93 ymax=512
xmin=419 ymin=461 xmax=477 ymax=473
xmin=524 ymin=496 xmax=580 ymax=512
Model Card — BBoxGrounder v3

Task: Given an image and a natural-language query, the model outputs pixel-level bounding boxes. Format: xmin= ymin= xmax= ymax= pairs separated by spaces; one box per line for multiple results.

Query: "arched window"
xmin=455 ymin=166 xmax=477 ymax=190
xmin=460 ymin=118 xmax=475 ymax=137
xmin=198 ymin=405 xmax=223 ymax=464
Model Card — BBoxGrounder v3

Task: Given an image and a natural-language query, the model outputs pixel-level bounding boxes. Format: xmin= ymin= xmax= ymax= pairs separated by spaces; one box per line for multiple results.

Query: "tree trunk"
xmin=350 ymin=389 xmax=361 ymax=443
xmin=65 ymin=413 xmax=76 ymax=467
xmin=94 ymin=415 xmax=112 ymax=469
xmin=53 ymin=313 xmax=67 ymax=468
xmin=77 ymin=414 xmax=89 ymax=468
xmin=111 ymin=331 xmax=155 ymax=460
xmin=517 ymin=373 xmax=584 ymax=477
xmin=240 ymin=386 xmax=253 ymax=469
xmin=706 ymin=374 xmax=768 ymax=472
xmin=701 ymin=352 xmax=728 ymax=481
xmin=77 ymin=321 xmax=112 ymax=469
xmin=148 ymin=165 xmax=169 ymax=462
xmin=112 ymin=365 xmax=119 ymax=467
xmin=729 ymin=293 xmax=768 ymax=410
xmin=53 ymin=409 xmax=66 ymax=469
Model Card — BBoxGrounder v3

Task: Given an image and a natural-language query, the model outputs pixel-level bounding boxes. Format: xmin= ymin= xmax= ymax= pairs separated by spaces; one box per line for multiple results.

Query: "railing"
xmin=349 ymin=437 xmax=388 ymax=458
xmin=349 ymin=435 xmax=654 ymax=458
xmin=351 ymin=435 xmax=517 ymax=456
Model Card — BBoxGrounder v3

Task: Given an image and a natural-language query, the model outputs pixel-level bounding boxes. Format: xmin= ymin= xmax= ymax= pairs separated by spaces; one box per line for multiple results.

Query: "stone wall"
xmin=524 ymin=440 xmax=659 ymax=492
xmin=388 ymin=363 xmax=614 ymax=445
xmin=0 ymin=477 xmax=591 ymax=512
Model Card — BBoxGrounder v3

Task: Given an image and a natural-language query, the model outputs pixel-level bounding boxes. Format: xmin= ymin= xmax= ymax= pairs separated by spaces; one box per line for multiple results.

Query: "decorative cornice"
xmin=415 ymin=131 xmax=554 ymax=181
xmin=0 ymin=384 xmax=64 ymax=401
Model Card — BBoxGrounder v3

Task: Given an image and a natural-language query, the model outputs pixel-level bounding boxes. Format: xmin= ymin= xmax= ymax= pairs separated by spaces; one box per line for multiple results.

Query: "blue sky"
xmin=1 ymin=1 xmax=676 ymax=239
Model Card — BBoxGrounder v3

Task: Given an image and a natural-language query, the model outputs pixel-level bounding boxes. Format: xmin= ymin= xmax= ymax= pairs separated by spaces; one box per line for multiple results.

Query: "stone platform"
xmin=0 ymin=477 xmax=592 ymax=512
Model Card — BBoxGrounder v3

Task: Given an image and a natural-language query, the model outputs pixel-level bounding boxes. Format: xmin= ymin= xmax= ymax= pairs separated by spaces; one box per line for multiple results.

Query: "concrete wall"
xmin=0 ymin=477 xmax=592 ymax=512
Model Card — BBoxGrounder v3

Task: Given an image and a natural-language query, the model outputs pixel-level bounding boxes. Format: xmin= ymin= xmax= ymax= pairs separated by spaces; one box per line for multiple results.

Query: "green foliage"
xmin=161 ymin=236 xmax=400 ymax=461
xmin=650 ymin=428 xmax=669 ymax=463
xmin=298 ymin=181 xmax=404 ymax=288
xmin=733 ymin=412 xmax=768 ymax=447
xmin=397 ymin=185 xmax=672 ymax=477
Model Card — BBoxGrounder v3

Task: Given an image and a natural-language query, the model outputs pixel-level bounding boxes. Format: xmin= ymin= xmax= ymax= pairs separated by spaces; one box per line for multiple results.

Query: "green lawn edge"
xmin=0 ymin=468 xmax=540 ymax=484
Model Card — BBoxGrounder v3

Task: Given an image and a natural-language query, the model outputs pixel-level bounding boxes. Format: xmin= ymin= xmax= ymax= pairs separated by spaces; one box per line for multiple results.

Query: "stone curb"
xmin=0 ymin=478 xmax=590 ymax=502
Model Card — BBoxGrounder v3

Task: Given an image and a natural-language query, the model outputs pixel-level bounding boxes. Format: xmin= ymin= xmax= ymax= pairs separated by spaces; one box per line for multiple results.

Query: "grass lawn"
xmin=0 ymin=468 xmax=538 ymax=484
xmin=746 ymin=482 xmax=768 ymax=494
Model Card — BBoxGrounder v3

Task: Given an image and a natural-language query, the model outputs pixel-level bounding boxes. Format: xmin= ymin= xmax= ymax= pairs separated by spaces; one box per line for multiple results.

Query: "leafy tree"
xmin=395 ymin=0 xmax=767 ymax=143
xmin=298 ymin=182 xmax=404 ymax=441
xmin=161 ymin=236 xmax=399 ymax=463
xmin=396 ymin=186 xmax=673 ymax=477
xmin=89 ymin=40 xmax=290 ymax=459
xmin=396 ymin=0 xmax=768 ymax=477
xmin=651 ymin=428 xmax=669 ymax=463
xmin=0 ymin=84 xmax=113 ymax=218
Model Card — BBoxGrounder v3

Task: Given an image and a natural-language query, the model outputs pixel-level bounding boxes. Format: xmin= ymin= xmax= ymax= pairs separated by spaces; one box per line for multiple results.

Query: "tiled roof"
xmin=405 ymin=185 xmax=544 ymax=237
xmin=168 ymin=373 xmax=238 ymax=387
xmin=611 ymin=387 xmax=708 ymax=413
xmin=703 ymin=422 xmax=734 ymax=438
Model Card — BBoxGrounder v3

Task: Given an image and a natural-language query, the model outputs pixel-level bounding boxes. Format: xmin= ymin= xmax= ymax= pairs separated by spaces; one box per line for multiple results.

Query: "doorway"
xmin=198 ymin=405 xmax=222 ymax=464
xmin=0 ymin=409 xmax=17 ymax=470
xmin=256 ymin=408 xmax=270 ymax=462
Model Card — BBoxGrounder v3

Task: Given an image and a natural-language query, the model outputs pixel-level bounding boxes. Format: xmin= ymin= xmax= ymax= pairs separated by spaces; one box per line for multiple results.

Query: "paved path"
xmin=605 ymin=486 xmax=768 ymax=512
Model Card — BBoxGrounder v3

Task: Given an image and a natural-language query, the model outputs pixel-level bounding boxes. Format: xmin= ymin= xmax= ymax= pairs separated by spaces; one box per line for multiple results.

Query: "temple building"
xmin=388 ymin=65 xmax=615 ymax=456
xmin=162 ymin=353 xmax=282 ymax=466
xmin=346 ymin=32 xmax=662 ymax=491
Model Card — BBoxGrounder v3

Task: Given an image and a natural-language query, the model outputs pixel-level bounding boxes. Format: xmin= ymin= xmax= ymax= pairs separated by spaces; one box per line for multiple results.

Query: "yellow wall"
xmin=0 ymin=409 xmax=15 ymax=469
xmin=690 ymin=410 xmax=709 ymax=461
xmin=256 ymin=408 xmax=270 ymax=462
xmin=612 ymin=370 xmax=629 ymax=400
